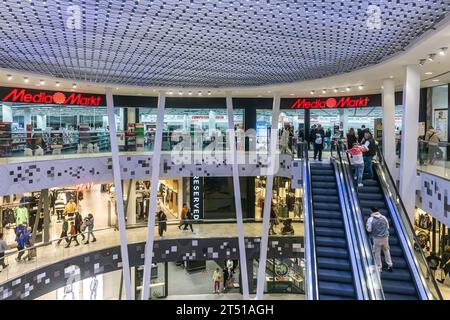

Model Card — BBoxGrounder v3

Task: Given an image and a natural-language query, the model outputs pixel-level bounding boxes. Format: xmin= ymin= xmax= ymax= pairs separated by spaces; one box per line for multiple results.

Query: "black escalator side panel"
xmin=310 ymin=163 xmax=357 ymax=300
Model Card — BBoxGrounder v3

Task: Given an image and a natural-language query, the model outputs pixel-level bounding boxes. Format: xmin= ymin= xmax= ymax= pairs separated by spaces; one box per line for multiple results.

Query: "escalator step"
xmin=317 ymin=257 xmax=351 ymax=271
xmin=318 ymin=281 xmax=356 ymax=298
xmin=313 ymin=195 xmax=340 ymax=203
xmin=311 ymin=175 xmax=336 ymax=182
xmin=360 ymin=200 xmax=386 ymax=208
xmin=314 ymin=202 xmax=340 ymax=210
xmin=384 ymin=293 xmax=417 ymax=300
xmin=315 ymin=218 xmax=344 ymax=228
xmin=362 ymin=179 xmax=379 ymax=186
xmin=388 ymin=246 xmax=404 ymax=257
xmin=316 ymin=236 xmax=347 ymax=248
xmin=390 ymin=256 xmax=408 ymax=269
xmin=381 ymin=279 xmax=417 ymax=296
xmin=312 ymin=182 xmax=337 ymax=189
xmin=316 ymin=246 xmax=349 ymax=258
xmin=315 ymin=227 xmax=345 ymax=237
xmin=320 ymin=294 xmax=355 ymax=300
xmin=318 ymin=269 xmax=353 ymax=283
xmin=314 ymin=210 xmax=342 ymax=219
xmin=380 ymin=269 xmax=412 ymax=281
xmin=359 ymin=186 xmax=381 ymax=193
xmin=311 ymin=169 xmax=334 ymax=176
xmin=311 ymin=163 xmax=333 ymax=168
xmin=312 ymin=188 xmax=338 ymax=196
xmin=359 ymin=193 xmax=384 ymax=201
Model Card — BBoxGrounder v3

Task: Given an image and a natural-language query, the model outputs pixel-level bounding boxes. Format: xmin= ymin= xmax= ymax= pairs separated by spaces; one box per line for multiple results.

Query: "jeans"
xmin=313 ymin=144 xmax=323 ymax=161
xmin=183 ymin=222 xmax=193 ymax=232
xmin=57 ymin=231 xmax=69 ymax=244
xmin=363 ymin=155 xmax=373 ymax=179
xmin=373 ymin=237 xmax=393 ymax=269
xmin=353 ymin=163 xmax=364 ymax=185
xmin=86 ymin=230 xmax=96 ymax=242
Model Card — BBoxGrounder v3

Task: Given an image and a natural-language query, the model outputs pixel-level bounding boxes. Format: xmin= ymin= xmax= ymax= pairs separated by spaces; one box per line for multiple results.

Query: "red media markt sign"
xmin=1 ymin=88 xmax=103 ymax=106
xmin=290 ymin=96 xmax=369 ymax=109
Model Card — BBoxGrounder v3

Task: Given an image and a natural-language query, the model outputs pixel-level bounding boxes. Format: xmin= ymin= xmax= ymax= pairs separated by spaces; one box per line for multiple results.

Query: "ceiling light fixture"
xmin=321 ymin=89 xmax=326 ymax=94
xmin=198 ymin=91 xmax=202 ymax=96
xmin=438 ymin=47 xmax=447 ymax=56
xmin=188 ymin=91 xmax=192 ymax=96
xmin=346 ymin=87 xmax=351 ymax=92
xmin=358 ymin=85 xmax=364 ymax=90
xmin=72 ymin=83 xmax=77 ymax=89
xmin=168 ymin=91 xmax=173 ymax=95
xmin=178 ymin=91 xmax=183 ymax=96
xmin=333 ymin=88 xmax=338 ymax=93
xmin=207 ymin=91 xmax=212 ymax=96
xmin=418 ymin=59 xmax=426 ymax=66
xmin=40 ymin=80 xmax=45 ymax=85
xmin=6 ymin=74 xmax=12 ymax=81
xmin=432 ymin=79 xmax=440 ymax=82
xmin=55 ymin=81 xmax=61 ymax=87
xmin=289 ymin=93 xmax=295 ymax=96
xmin=428 ymin=54 xmax=436 ymax=61
xmin=310 ymin=90 xmax=315 ymax=95
xmin=424 ymin=72 xmax=433 ymax=75
xmin=24 ymin=77 xmax=29 ymax=83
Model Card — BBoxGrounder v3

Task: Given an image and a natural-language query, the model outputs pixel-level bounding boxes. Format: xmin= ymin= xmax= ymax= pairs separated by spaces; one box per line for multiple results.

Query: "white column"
xmin=399 ymin=65 xmax=421 ymax=221
xmin=126 ymin=179 xmax=137 ymax=225
xmin=382 ymin=79 xmax=396 ymax=174
xmin=225 ymin=93 xmax=250 ymax=300
xmin=256 ymin=94 xmax=281 ymax=300
xmin=2 ymin=104 xmax=12 ymax=122
xmin=105 ymin=88 xmax=133 ymax=300
xmin=141 ymin=92 xmax=166 ymax=300
xmin=23 ymin=109 xmax=31 ymax=128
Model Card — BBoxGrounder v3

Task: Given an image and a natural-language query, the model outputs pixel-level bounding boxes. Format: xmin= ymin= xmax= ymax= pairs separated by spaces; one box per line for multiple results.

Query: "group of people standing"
xmin=212 ymin=259 xmax=238 ymax=293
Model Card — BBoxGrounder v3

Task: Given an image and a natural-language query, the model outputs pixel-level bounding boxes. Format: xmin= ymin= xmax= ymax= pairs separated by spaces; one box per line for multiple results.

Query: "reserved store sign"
xmin=190 ymin=176 xmax=203 ymax=221
xmin=0 ymin=87 xmax=106 ymax=106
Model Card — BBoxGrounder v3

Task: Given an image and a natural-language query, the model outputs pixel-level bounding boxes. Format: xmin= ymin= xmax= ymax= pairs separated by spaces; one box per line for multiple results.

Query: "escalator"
xmin=338 ymin=142 xmax=443 ymax=300
xmin=309 ymin=162 xmax=359 ymax=299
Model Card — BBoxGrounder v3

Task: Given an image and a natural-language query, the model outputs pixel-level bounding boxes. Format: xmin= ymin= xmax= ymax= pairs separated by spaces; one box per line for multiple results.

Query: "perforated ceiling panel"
xmin=0 ymin=1 xmax=448 ymax=88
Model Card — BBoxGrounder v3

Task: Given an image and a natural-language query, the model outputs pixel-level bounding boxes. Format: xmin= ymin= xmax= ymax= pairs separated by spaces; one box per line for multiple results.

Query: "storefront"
xmin=414 ymin=207 xmax=450 ymax=256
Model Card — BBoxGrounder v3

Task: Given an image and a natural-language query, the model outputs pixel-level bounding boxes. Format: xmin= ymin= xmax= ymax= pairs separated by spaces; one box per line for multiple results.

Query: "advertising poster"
xmin=434 ymin=109 xmax=448 ymax=142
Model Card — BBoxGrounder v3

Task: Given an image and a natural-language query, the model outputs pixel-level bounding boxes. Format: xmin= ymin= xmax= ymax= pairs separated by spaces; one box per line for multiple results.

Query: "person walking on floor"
xmin=212 ymin=267 xmax=222 ymax=293
xmin=311 ymin=124 xmax=324 ymax=161
xmin=15 ymin=229 xmax=26 ymax=262
xmin=0 ymin=233 xmax=9 ymax=270
xmin=347 ymin=142 xmax=367 ymax=187
xmin=424 ymin=126 xmax=440 ymax=165
xmin=84 ymin=213 xmax=97 ymax=244
xmin=269 ymin=202 xmax=279 ymax=235
xmin=157 ymin=210 xmax=167 ymax=237
xmin=222 ymin=265 xmax=229 ymax=292
xmin=178 ymin=204 xmax=187 ymax=230
xmin=75 ymin=212 xmax=85 ymax=241
xmin=65 ymin=222 xmax=80 ymax=248
xmin=360 ymin=131 xmax=376 ymax=179
xmin=54 ymin=195 xmax=65 ymax=223
xmin=183 ymin=206 xmax=194 ymax=232
xmin=436 ymin=245 xmax=450 ymax=284
xmin=366 ymin=207 xmax=393 ymax=272
xmin=56 ymin=218 xmax=69 ymax=245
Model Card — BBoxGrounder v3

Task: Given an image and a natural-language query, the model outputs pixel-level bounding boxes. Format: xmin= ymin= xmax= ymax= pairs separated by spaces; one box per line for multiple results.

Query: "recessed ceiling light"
xmin=389 ymin=75 xmax=394 ymax=79
xmin=55 ymin=82 xmax=61 ymax=87
xmin=39 ymin=79 xmax=45 ymax=85
xmin=6 ymin=74 xmax=12 ymax=81
xmin=168 ymin=91 xmax=173 ymax=95
xmin=289 ymin=93 xmax=295 ymax=96
xmin=115 ymin=87 xmax=119 ymax=90
xmin=333 ymin=88 xmax=338 ymax=93
xmin=188 ymin=91 xmax=192 ymax=96
xmin=424 ymin=72 xmax=433 ymax=75
xmin=358 ymin=85 xmax=364 ymax=90
xmin=432 ymin=79 xmax=440 ymax=82
xmin=178 ymin=91 xmax=183 ymax=96
xmin=428 ymin=54 xmax=436 ymax=61
xmin=438 ymin=47 xmax=447 ymax=56
xmin=346 ymin=87 xmax=351 ymax=92
xmin=23 ymin=77 xmax=29 ymax=83
xmin=418 ymin=59 xmax=426 ymax=66
xmin=72 ymin=83 xmax=77 ymax=89
xmin=198 ymin=91 xmax=202 ymax=96
xmin=207 ymin=91 xmax=212 ymax=96
xmin=321 ymin=89 xmax=326 ymax=94
xmin=310 ymin=90 xmax=315 ymax=95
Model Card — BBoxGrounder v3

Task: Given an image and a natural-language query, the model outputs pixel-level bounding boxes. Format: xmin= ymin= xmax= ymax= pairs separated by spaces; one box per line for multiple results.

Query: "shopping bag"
xmin=435 ymin=268 xmax=445 ymax=282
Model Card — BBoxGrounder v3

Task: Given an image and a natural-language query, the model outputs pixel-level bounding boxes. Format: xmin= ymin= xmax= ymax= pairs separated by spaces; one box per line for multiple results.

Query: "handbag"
xmin=436 ymin=268 xmax=446 ymax=282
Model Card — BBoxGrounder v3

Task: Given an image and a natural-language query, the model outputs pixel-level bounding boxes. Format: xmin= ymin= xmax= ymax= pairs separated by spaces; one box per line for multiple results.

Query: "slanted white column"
xmin=382 ymin=79 xmax=396 ymax=174
xmin=105 ymin=88 xmax=133 ymax=300
xmin=225 ymin=93 xmax=250 ymax=300
xmin=126 ymin=179 xmax=137 ymax=225
xmin=141 ymin=92 xmax=166 ymax=300
xmin=399 ymin=65 xmax=421 ymax=221
xmin=256 ymin=94 xmax=281 ymax=300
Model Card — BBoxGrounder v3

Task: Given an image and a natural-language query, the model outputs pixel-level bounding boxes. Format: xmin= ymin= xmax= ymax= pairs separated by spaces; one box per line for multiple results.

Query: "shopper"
xmin=84 ymin=213 xmax=97 ymax=244
xmin=424 ymin=126 xmax=440 ymax=165
xmin=346 ymin=128 xmax=357 ymax=149
xmin=157 ymin=210 xmax=167 ymax=237
xmin=178 ymin=203 xmax=187 ymax=230
xmin=183 ymin=206 xmax=194 ymax=232
xmin=64 ymin=199 xmax=77 ymax=218
xmin=0 ymin=233 xmax=9 ymax=270
xmin=366 ymin=207 xmax=393 ymax=272
xmin=222 ymin=265 xmax=229 ymax=292
xmin=15 ymin=229 xmax=26 ymax=262
xmin=280 ymin=125 xmax=291 ymax=154
xmin=56 ymin=218 xmax=69 ymax=245
xmin=312 ymin=124 xmax=325 ymax=161
xmin=357 ymin=125 xmax=367 ymax=142
xmin=75 ymin=212 xmax=85 ymax=241
xmin=269 ymin=202 xmax=279 ymax=235
xmin=212 ymin=267 xmax=221 ymax=293
xmin=346 ymin=143 xmax=367 ymax=187
xmin=436 ymin=245 xmax=450 ymax=284
xmin=426 ymin=251 xmax=441 ymax=277
xmin=360 ymin=131 xmax=376 ymax=179
xmin=65 ymin=222 xmax=80 ymax=248
xmin=54 ymin=195 xmax=65 ymax=222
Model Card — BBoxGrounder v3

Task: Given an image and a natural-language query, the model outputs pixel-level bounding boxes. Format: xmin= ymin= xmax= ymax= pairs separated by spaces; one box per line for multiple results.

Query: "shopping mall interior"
xmin=0 ymin=0 xmax=449 ymax=302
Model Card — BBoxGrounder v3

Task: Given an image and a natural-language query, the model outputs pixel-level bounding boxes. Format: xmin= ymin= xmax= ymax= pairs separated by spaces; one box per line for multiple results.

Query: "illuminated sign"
xmin=0 ymin=88 xmax=104 ymax=106
xmin=190 ymin=176 xmax=203 ymax=221
xmin=76 ymin=183 xmax=94 ymax=191
xmin=290 ymin=96 xmax=370 ymax=109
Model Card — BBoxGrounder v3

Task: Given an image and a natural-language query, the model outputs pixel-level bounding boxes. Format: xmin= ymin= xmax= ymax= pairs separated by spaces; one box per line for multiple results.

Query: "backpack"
xmin=314 ymin=133 xmax=323 ymax=145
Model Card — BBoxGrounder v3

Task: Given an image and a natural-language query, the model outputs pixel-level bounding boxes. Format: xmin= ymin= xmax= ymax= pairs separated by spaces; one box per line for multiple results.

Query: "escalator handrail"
xmin=301 ymin=142 xmax=319 ymax=300
xmin=374 ymin=145 xmax=443 ymax=300
xmin=335 ymin=141 xmax=385 ymax=300
xmin=330 ymin=153 xmax=366 ymax=299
